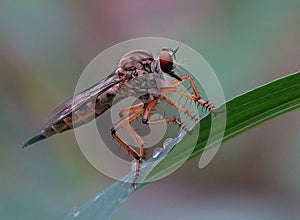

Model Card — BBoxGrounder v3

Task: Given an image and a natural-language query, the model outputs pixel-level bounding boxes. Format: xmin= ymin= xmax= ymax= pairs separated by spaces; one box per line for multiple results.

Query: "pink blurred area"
xmin=0 ymin=0 xmax=299 ymax=219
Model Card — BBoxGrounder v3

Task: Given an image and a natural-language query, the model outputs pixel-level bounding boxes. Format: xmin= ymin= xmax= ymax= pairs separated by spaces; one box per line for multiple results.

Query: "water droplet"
xmin=152 ymin=147 xmax=163 ymax=158
xmin=176 ymin=131 xmax=186 ymax=140
xmin=93 ymin=195 xmax=100 ymax=202
xmin=73 ymin=211 xmax=80 ymax=218
xmin=163 ymin=138 xmax=174 ymax=148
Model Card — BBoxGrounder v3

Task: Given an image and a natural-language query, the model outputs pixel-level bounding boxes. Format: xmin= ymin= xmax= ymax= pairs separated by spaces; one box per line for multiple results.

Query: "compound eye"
xmin=159 ymin=51 xmax=173 ymax=73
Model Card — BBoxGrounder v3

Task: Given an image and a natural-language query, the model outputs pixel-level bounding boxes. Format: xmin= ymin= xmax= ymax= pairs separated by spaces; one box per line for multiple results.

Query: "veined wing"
xmin=45 ymin=71 xmax=122 ymax=128
xmin=22 ymin=71 xmax=125 ymax=148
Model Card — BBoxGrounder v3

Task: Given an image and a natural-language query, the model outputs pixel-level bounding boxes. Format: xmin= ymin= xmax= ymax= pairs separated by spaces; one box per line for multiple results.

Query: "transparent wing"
xmin=45 ymin=72 xmax=121 ymax=128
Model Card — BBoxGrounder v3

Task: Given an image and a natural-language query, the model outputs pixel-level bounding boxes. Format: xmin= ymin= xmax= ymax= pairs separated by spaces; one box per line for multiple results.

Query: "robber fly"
xmin=22 ymin=48 xmax=215 ymax=188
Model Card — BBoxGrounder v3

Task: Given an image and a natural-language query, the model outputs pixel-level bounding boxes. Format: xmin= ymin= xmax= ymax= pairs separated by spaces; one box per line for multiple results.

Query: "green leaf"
xmin=64 ymin=72 xmax=300 ymax=220
xmin=147 ymin=71 xmax=300 ymax=181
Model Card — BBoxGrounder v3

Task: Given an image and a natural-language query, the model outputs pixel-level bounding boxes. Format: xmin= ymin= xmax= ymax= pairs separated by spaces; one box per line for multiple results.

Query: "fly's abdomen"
xmin=51 ymin=97 xmax=113 ymax=133
xmin=48 ymin=88 xmax=116 ymax=134
xmin=22 ymin=87 xmax=118 ymax=148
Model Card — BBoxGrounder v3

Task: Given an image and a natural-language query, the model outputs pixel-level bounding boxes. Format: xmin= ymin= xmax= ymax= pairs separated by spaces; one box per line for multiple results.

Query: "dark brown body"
xmin=23 ymin=48 xmax=216 ymax=189
xmin=22 ymin=50 xmax=160 ymax=147
xmin=48 ymin=84 xmax=118 ymax=136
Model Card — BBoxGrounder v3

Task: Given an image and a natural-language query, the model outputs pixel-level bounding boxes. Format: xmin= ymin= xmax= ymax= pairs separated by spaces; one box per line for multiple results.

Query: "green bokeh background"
xmin=1 ymin=0 xmax=299 ymax=219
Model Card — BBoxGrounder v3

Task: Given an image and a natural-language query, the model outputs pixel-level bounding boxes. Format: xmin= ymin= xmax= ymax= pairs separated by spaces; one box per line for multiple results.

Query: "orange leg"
xmin=116 ymin=102 xmax=146 ymax=158
xmin=142 ymin=99 xmax=158 ymax=123
xmin=124 ymin=124 xmax=145 ymax=157
xmin=169 ymin=75 xmax=199 ymax=97
xmin=111 ymin=132 xmax=140 ymax=159
xmin=119 ymin=102 xmax=145 ymax=118
xmin=111 ymin=104 xmax=145 ymax=189
xmin=146 ymin=117 xmax=191 ymax=134
xmin=165 ymin=75 xmax=216 ymax=111
xmin=159 ymin=95 xmax=199 ymax=121
xmin=124 ymin=123 xmax=145 ymax=189
xmin=111 ymin=106 xmax=145 ymax=159
xmin=141 ymin=98 xmax=191 ymax=133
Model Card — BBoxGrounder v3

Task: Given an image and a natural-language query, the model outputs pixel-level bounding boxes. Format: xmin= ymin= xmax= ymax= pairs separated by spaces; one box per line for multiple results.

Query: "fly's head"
xmin=158 ymin=47 xmax=182 ymax=81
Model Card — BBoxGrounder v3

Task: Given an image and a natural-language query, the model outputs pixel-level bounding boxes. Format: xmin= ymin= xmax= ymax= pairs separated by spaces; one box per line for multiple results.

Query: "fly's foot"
xmin=131 ymin=158 xmax=143 ymax=190
xmin=178 ymin=121 xmax=193 ymax=135
xmin=130 ymin=183 xmax=137 ymax=190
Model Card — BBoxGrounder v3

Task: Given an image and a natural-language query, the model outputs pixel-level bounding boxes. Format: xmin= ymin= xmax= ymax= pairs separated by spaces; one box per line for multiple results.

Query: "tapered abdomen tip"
xmin=21 ymin=133 xmax=46 ymax=149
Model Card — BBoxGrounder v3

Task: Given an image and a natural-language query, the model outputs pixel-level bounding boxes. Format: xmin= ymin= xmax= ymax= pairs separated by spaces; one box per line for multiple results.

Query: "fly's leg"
xmin=124 ymin=124 xmax=145 ymax=154
xmin=142 ymin=98 xmax=191 ymax=133
xmin=111 ymin=104 xmax=145 ymax=189
xmin=161 ymin=87 xmax=215 ymax=112
xmin=141 ymin=99 xmax=158 ymax=123
xmin=144 ymin=117 xmax=191 ymax=134
xmin=118 ymin=103 xmax=146 ymax=158
xmin=165 ymin=75 xmax=216 ymax=112
xmin=159 ymin=95 xmax=199 ymax=121
xmin=124 ymin=124 xmax=144 ymax=189
xmin=119 ymin=102 xmax=145 ymax=118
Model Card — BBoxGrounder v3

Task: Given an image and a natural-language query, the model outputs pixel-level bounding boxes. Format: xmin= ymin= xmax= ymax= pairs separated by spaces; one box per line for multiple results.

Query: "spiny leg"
xmin=161 ymin=87 xmax=215 ymax=111
xmin=124 ymin=124 xmax=145 ymax=157
xmin=111 ymin=105 xmax=145 ymax=189
xmin=118 ymin=99 xmax=160 ymax=188
xmin=124 ymin=124 xmax=145 ymax=188
xmin=111 ymin=132 xmax=140 ymax=159
xmin=112 ymin=103 xmax=144 ymax=135
xmin=166 ymin=75 xmax=216 ymax=111
xmin=144 ymin=117 xmax=191 ymax=134
xmin=118 ymin=102 xmax=146 ymax=158
xmin=159 ymin=95 xmax=199 ymax=121
xmin=141 ymin=98 xmax=191 ymax=133
xmin=119 ymin=102 xmax=145 ymax=118
xmin=168 ymin=75 xmax=199 ymax=97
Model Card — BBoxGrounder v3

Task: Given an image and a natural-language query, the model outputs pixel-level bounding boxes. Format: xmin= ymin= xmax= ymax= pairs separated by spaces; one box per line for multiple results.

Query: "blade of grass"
xmin=64 ymin=131 xmax=187 ymax=220
xmin=64 ymin=71 xmax=300 ymax=220
xmin=147 ymin=71 xmax=300 ymax=180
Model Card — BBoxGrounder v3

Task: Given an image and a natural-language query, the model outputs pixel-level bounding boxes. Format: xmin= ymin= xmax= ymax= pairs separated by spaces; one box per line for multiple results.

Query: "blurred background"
xmin=1 ymin=0 xmax=300 ymax=219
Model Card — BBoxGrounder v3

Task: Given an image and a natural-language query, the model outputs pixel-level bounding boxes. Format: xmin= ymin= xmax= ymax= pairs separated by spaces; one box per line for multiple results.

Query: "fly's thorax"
xmin=117 ymin=73 xmax=158 ymax=98
xmin=119 ymin=50 xmax=155 ymax=73
xmin=115 ymin=50 xmax=161 ymax=98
